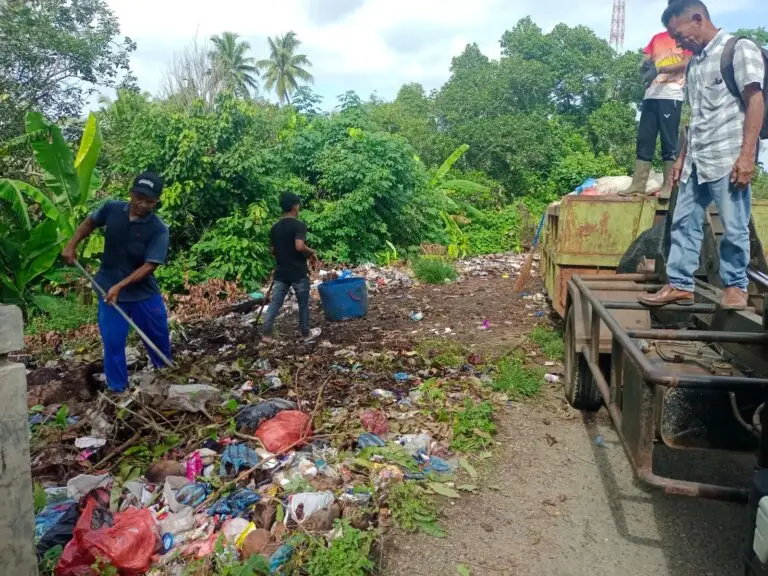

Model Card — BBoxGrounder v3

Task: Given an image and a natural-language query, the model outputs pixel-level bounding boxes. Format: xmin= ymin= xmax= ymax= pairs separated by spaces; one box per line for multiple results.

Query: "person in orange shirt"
xmin=622 ymin=2 xmax=693 ymax=197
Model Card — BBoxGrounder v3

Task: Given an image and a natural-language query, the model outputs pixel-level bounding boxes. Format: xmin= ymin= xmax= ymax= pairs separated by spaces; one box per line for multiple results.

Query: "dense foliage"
xmin=2 ymin=0 xmax=767 ymax=313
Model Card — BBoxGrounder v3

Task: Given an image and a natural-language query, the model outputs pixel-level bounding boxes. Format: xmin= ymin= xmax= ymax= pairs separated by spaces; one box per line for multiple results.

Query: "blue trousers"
xmin=261 ymin=277 xmax=310 ymax=337
xmin=667 ymin=165 xmax=751 ymax=292
xmin=98 ymin=294 xmax=171 ymax=392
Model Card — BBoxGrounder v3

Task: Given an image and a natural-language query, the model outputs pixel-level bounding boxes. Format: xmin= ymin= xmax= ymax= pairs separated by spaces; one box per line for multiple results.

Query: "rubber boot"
xmin=619 ymin=160 xmax=652 ymax=196
xmin=659 ymin=160 xmax=675 ymax=199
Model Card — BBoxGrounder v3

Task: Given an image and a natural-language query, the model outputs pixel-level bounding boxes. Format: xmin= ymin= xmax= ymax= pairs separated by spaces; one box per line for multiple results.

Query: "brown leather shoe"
xmin=638 ymin=285 xmax=694 ymax=308
xmin=720 ymin=287 xmax=748 ymax=311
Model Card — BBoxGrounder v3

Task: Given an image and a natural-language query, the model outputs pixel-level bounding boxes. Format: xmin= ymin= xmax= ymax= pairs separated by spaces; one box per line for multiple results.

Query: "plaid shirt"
xmin=683 ymin=30 xmax=765 ymax=184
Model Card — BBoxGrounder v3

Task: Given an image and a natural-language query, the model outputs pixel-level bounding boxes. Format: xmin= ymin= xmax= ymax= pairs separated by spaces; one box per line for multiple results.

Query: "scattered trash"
xmin=357 ymin=432 xmax=386 ymax=449
xmin=544 ymin=374 xmax=560 ymax=383
xmin=360 ymin=409 xmax=389 ymax=435
xmin=637 ymin=340 xmax=651 ymax=354
xmin=265 ymin=373 xmax=284 ymax=390
xmin=74 ymin=437 xmax=106 ymax=450
xmin=209 ymin=488 xmax=260 ymax=519
xmin=480 ymin=320 xmax=490 ymax=330
xmin=594 ymin=435 xmax=609 ymax=448
xmin=219 ymin=444 xmax=261 ymax=476
xmin=66 ymin=473 xmax=111 ymax=500
xmin=186 ymin=451 xmax=204 ymax=481
xmin=287 ymin=491 xmax=335 ymax=525
xmin=372 ymin=388 xmax=396 ymax=402
xmin=235 ymin=399 xmax=296 ymax=432
xmin=255 ymin=410 xmax=312 ymax=453
xmin=534 ymin=311 xmax=546 ymax=318
xmin=175 ymin=482 xmax=209 ymax=508
xmin=409 ymin=311 xmax=424 ymax=322
xmin=35 ymin=500 xmax=78 ymax=556
xmin=56 ymin=498 xmax=159 ymax=576
xmin=393 ymin=372 xmax=410 ymax=383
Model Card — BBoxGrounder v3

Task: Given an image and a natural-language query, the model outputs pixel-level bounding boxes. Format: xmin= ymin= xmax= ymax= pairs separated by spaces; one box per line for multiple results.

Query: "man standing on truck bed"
xmin=61 ymin=172 xmax=172 ymax=392
xmin=622 ymin=0 xmax=692 ymax=197
xmin=640 ymin=0 xmax=766 ymax=311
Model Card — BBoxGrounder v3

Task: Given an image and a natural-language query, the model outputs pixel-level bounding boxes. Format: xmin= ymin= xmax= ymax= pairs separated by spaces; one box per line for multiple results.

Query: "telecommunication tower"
xmin=610 ymin=0 xmax=626 ymax=51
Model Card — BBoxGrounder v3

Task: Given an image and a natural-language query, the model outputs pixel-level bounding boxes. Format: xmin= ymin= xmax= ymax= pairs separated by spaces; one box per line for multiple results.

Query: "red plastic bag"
xmin=56 ymin=500 xmax=160 ymax=576
xmin=360 ymin=409 xmax=389 ymax=435
xmin=255 ymin=410 xmax=312 ymax=453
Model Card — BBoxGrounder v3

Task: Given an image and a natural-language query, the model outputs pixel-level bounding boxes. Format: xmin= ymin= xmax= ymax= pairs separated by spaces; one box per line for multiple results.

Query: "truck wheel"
xmin=564 ymin=306 xmax=603 ymax=411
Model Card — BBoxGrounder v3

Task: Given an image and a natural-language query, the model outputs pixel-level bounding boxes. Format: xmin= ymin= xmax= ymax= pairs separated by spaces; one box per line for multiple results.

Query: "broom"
xmin=514 ymin=213 xmax=546 ymax=294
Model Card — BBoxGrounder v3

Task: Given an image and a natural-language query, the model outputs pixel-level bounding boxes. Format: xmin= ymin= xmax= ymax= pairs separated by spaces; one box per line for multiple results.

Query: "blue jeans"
xmin=98 ymin=294 xmax=171 ymax=392
xmin=261 ymin=277 xmax=310 ymax=337
xmin=667 ymin=165 xmax=751 ymax=292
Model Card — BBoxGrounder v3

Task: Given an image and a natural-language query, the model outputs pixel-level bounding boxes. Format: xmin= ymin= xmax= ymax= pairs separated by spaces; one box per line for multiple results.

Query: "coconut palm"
xmin=256 ymin=31 xmax=314 ymax=104
xmin=209 ymin=32 xmax=260 ymax=98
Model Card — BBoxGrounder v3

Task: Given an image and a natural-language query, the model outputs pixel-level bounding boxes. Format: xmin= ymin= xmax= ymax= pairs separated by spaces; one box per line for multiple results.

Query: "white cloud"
xmin=103 ymin=0 xmax=762 ymax=106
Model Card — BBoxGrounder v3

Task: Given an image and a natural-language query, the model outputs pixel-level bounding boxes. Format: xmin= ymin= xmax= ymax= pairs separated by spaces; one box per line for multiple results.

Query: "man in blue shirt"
xmin=62 ymin=172 xmax=172 ymax=392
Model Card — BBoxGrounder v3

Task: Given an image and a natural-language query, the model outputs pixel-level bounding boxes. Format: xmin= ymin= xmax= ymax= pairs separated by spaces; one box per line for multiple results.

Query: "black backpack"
xmin=720 ymin=36 xmax=768 ymax=140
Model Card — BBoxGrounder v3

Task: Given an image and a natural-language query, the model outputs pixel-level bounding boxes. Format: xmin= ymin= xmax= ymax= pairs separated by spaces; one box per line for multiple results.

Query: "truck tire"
xmin=564 ymin=306 xmax=603 ymax=411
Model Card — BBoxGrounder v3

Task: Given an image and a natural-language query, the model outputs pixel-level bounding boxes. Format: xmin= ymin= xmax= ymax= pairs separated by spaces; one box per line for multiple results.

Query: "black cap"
xmin=131 ymin=171 xmax=163 ymax=198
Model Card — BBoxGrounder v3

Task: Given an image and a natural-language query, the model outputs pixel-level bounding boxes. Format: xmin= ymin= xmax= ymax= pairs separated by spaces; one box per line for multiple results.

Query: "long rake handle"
xmin=73 ymin=259 xmax=175 ymax=368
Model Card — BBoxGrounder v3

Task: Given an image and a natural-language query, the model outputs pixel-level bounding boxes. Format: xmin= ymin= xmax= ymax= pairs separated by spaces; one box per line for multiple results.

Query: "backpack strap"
xmin=720 ymin=36 xmax=748 ymax=99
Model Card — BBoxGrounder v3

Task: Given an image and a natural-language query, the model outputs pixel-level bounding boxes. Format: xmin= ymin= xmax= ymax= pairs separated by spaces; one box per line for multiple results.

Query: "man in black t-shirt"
xmin=261 ymin=192 xmax=318 ymax=342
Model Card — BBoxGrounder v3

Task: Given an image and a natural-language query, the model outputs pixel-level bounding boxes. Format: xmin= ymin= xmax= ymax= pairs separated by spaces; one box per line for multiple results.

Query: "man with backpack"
xmin=640 ymin=0 xmax=766 ymax=311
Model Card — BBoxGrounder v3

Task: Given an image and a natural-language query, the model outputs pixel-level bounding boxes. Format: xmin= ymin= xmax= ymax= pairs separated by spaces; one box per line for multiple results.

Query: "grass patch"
xmin=412 ymin=256 xmax=458 ymax=284
xmin=26 ymin=295 xmax=96 ymax=335
xmin=416 ymin=338 xmax=465 ymax=369
xmin=304 ymin=521 xmax=376 ymax=576
xmin=491 ymin=354 xmax=544 ymax=398
xmin=451 ymin=399 xmax=496 ymax=453
xmin=389 ymin=481 xmax=445 ymax=537
xmin=529 ymin=325 xmax=564 ymax=361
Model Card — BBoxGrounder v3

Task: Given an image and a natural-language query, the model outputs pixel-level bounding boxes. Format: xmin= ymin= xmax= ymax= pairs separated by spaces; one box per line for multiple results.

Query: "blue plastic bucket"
xmin=317 ymin=277 xmax=369 ymax=321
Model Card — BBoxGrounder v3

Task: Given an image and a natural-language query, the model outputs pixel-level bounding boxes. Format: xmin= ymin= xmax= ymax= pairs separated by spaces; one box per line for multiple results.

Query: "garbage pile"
xmin=30 ymin=315 xmax=504 ymax=574
xmin=457 ymin=253 xmax=527 ymax=277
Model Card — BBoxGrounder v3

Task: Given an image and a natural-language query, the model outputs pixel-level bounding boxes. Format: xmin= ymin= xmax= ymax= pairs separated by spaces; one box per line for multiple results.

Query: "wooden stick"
xmin=99 ymin=392 xmax=172 ymax=436
xmin=90 ymin=432 xmax=141 ymax=471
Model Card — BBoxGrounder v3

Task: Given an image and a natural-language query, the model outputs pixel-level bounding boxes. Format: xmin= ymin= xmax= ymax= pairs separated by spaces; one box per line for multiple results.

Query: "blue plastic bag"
xmin=270 ymin=543 xmax=294 ymax=574
xmin=219 ymin=444 xmax=260 ymax=476
xmin=176 ymin=483 xmax=210 ymax=507
xmin=208 ymin=488 xmax=260 ymax=518
xmin=35 ymin=499 xmax=77 ymax=543
xmin=358 ymin=432 xmax=386 ymax=449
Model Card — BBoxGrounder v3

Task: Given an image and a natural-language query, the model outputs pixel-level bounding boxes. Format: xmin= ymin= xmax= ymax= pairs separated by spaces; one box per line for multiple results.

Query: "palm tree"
xmin=209 ymin=32 xmax=260 ymax=98
xmin=256 ymin=31 xmax=314 ymax=104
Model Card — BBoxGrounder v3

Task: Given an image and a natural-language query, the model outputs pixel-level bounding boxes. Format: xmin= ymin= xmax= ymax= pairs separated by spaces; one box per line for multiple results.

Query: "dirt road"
xmin=381 ymin=271 xmax=754 ymax=576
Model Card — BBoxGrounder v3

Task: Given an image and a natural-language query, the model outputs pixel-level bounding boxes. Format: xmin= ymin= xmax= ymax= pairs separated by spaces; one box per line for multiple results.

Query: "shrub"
xmin=491 ymin=354 xmax=544 ymax=398
xmin=412 ymin=256 xmax=458 ymax=284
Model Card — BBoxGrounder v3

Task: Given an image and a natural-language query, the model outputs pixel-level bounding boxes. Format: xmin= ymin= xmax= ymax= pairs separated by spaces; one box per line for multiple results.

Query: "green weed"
xmin=33 ymin=482 xmax=47 ymax=514
xmin=416 ymin=338 xmax=465 ymax=369
xmin=389 ymin=482 xmax=445 ymax=537
xmin=26 ymin=295 xmax=96 ymax=335
xmin=451 ymin=399 xmax=496 ymax=453
xmin=530 ymin=325 xmax=564 ymax=361
xmin=305 ymin=520 xmax=375 ymax=576
xmin=491 ymin=355 xmax=544 ymax=398
xmin=38 ymin=545 xmax=63 ymax=576
xmin=412 ymin=256 xmax=458 ymax=284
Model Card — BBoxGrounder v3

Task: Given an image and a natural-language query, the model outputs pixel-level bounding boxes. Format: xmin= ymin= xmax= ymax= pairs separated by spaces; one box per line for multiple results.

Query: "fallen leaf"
xmin=457 ymin=484 xmax=477 ymax=492
xmin=473 ymin=428 xmax=492 ymax=440
xmin=457 ymin=565 xmax=471 ymax=576
xmin=459 ymin=457 xmax=478 ymax=480
xmin=429 ymin=482 xmax=461 ymax=498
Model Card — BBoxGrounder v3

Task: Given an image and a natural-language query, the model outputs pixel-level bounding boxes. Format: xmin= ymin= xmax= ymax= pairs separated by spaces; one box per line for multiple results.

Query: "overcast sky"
xmin=104 ymin=0 xmax=767 ymax=107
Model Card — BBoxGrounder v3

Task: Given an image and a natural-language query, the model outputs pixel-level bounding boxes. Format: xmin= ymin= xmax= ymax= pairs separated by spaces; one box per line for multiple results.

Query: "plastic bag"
xmin=175 ymin=482 xmax=210 ymax=508
xmin=208 ymin=488 xmax=260 ymax=519
xmin=357 ymin=432 xmax=386 ymax=449
xmin=36 ymin=500 xmax=79 ymax=556
xmin=360 ymin=409 xmax=389 ymax=435
xmin=286 ymin=491 xmax=335 ymax=525
xmin=235 ymin=399 xmax=296 ymax=432
xmin=219 ymin=444 xmax=260 ymax=476
xmin=56 ymin=500 xmax=159 ymax=576
xmin=255 ymin=410 xmax=312 ymax=454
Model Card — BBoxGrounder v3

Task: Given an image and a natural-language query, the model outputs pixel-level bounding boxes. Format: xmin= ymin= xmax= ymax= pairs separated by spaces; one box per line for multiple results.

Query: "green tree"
xmin=735 ymin=27 xmax=768 ymax=45
xmin=291 ymin=86 xmax=324 ymax=118
xmin=0 ymin=0 xmax=135 ymax=140
xmin=256 ymin=31 xmax=314 ymax=104
xmin=209 ymin=31 xmax=260 ymax=98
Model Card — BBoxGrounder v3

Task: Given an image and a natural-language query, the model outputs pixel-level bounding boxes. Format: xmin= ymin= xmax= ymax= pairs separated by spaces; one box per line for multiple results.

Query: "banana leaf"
xmin=74 ymin=113 xmax=103 ymax=207
xmin=25 ymin=111 xmax=79 ymax=209
xmin=0 ymin=179 xmax=31 ymax=231
xmin=431 ymin=144 xmax=469 ymax=188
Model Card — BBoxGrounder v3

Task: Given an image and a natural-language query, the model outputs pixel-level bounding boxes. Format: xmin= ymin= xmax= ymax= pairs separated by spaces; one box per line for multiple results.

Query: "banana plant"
xmin=0 ymin=111 xmax=103 ymax=307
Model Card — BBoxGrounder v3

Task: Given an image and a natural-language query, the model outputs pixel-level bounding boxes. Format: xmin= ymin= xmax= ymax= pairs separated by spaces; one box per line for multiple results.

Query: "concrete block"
xmin=0 ymin=362 xmax=37 ymax=575
xmin=0 ymin=305 xmax=23 ymax=355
